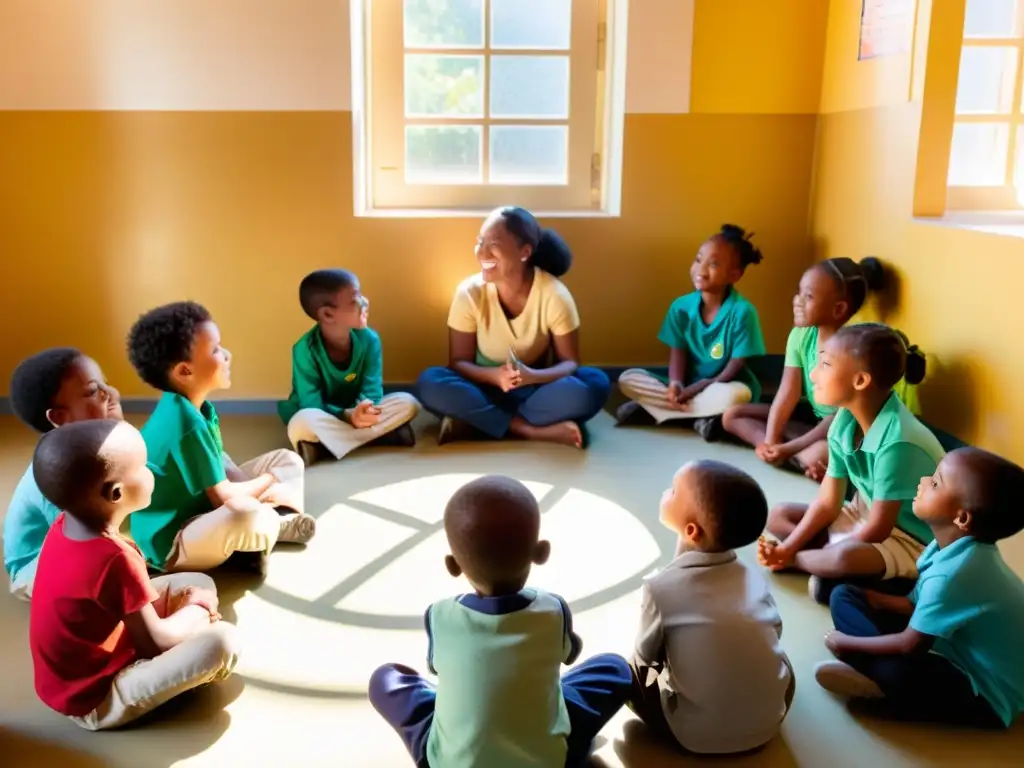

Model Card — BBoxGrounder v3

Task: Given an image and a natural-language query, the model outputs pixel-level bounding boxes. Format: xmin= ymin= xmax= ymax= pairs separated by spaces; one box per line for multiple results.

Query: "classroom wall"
xmin=0 ymin=0 xmax=826 ymax=399
xmin=809 ymin=0 xmax=1024 ymax=467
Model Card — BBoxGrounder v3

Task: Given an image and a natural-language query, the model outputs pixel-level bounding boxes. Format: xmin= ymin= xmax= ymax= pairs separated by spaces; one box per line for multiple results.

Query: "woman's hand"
xmin=497 ymin=363 xmax=523 ymax=392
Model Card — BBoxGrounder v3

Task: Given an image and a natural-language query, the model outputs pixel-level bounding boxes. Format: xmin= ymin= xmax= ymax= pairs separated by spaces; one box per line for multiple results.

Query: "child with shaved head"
xmin=630 ymin=460 xmax=794 ymax=754
xmin=29 ymin=420 xmax=239 ymax=730
xmin=369 ymin=474 xmax=632 ymax=767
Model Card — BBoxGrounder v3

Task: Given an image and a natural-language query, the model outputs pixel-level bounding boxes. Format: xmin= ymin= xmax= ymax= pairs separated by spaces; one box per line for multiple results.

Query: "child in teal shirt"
xmin=369 ymin=475 xmax=631 ymax=767
xmin=278 ymin=269 xmax=419 ymax=466
xmin=4 ymin=349 xmax=123 ymax=600
xmin=724 ymin=258 xmax=926 ymax=482
xmin=760 ymin=323 xmax=945 ymax=604
xmin=617 ymin=224 xmax=766 ymax=441
xmin=817 ymin=447 xmax=1024 ymax=729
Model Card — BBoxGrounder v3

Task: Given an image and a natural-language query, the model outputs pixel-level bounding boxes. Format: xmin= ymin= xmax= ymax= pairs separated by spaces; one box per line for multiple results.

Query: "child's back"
xmin=428 ymin=589 xmax=578 ymax=764
xmin=631 ymin=461 xmax=792 ymax=754
xmin=642 ymin=551 xmax=791 ymax=753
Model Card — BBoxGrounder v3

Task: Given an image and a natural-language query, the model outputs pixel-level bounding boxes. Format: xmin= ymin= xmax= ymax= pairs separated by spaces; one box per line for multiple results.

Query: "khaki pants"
xmin=165 ymin=449 xmax=308 ymax=572
xmin=829 ymin=494 xmax=925 ymax=580
xmin=618 ymin=369 xmax=752 ymax=423
xmin=9 ymin=556 xmax=38 ymax=602
xmin=285 ymin=393 xmax=420 ymax=460
xmin=70 ymin=573 xmax=239 ymax=731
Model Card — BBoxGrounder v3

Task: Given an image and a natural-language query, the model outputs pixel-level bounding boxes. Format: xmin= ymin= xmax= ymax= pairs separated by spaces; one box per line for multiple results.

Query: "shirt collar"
xmin=457 ymin=589 xmax=536 ymax=615
xmin=664 ymin=549 xmax=737 ymax=570
xmin=837 ymin=391 xmax=902 ymax=454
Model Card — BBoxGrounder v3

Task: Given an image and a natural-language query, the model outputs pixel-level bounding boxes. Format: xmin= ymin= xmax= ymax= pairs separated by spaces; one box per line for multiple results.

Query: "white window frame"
xmin=948 ymin=5 xmax=1024 ymax=210
xmin=350 ymin=0 xmax=628 ymax=218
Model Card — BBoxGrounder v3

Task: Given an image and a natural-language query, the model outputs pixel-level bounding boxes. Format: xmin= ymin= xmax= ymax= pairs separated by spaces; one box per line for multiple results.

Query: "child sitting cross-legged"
xmin=759 ymin=323 xmax=945 ymax=605
xmin=617 ymin=224 xmax=766 ymax=441
xmin=630 ymin=460 xmax=794 ymax=755
xmin=29 ymin=419 xmax=239 ymax=730
xmin=816 ymin=447 xmax=1024 ymax=729
xmin=5 ymin=348 xmax=123 ymax=600
xmin=128 ymin=301 xmax=315 ymax=576
xmin=278 ymin=269 xmax=421 ymax=467
xmin=368 ymin=475 xmax=633 ymax=767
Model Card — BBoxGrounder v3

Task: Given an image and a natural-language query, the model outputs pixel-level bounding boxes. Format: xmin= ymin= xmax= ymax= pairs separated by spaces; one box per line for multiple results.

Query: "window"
xmin=352 ymin=0 xmax=624 ymax=216
xmin=948 ymin=0 xmax=1024 ymax=209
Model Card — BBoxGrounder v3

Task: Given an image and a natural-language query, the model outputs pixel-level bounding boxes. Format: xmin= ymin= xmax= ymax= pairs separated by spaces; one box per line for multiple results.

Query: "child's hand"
xmin=824 ymin=629 xmax=848 ymax=656
xmin=350 ymin=399 xmax=382 ymax=428
xmin=805 ymin=461 xmax=828 ymax=482
xmin=497 ymin=363 xmax=522 ymax=392
xmin=757 ymin=536 xmax=793 ymax=571
xmin=665 ymin=381 xmax=692 ymax=411
xmin=757 ymin=442 xmax=795 ymax=465
xmin=182 ymin=587 xmax=221 ymax=621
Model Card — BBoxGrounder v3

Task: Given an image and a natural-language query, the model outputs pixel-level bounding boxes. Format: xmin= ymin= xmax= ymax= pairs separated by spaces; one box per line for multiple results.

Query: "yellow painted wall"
xmin=810 ymin=0 xmax=1024 ymax=467
xmin=692 ymin=0 xmax=829 ymax=114
xmin=0 ymin=2 xmax=827 ymax=400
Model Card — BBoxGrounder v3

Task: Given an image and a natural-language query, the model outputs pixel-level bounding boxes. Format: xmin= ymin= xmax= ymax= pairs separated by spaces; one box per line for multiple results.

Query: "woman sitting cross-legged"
xmin=417 ymin=206 xmax=610 ymax=449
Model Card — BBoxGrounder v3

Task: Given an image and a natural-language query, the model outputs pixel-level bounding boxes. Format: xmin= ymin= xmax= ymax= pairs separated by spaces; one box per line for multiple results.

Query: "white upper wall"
xmin=0 ymin=0 xmax=691 ymax=113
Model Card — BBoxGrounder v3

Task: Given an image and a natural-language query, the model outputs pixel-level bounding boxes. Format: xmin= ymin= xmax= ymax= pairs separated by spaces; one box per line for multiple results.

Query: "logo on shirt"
xmin=710 ymin=341 xmax=725 ymax=360
xmin=345 ymin=373 xmax=357 ymax=382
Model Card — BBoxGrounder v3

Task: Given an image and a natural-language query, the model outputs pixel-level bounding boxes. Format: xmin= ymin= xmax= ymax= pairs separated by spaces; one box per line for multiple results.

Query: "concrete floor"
xmin=1 ymin=410 xmax=1022 ymax=767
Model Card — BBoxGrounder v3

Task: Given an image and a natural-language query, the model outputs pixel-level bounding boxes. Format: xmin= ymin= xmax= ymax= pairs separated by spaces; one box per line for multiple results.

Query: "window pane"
xmin=964 ymin=0 xmax=1021 ymax=38
xmin=490 ymin=126 xmax=568 ymax=185
xmin=403 ymin=0 xmax=484 ymax=48
xmin=955 ymin=47 xmax=1018 ymax=114
xmin=405 ymin=55 xmax=484 ymax=117
xmin=491 ymin=0 xmax=571 ymax=50
xmin=405 ymin=125 xmax=482 ymax=184
xmin=948 ymin=123 xmax=1009 ymax=186
xmin=490 ymin=56 xmax=569 ymax=119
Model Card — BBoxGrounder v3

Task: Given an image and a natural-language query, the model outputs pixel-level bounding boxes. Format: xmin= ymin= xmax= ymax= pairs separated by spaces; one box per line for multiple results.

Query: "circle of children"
xmin=4 ymin=206 xmax=1024 ymax=763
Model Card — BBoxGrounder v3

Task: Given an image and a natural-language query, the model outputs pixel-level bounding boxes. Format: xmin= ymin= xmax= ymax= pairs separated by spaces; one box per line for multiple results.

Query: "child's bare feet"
xmin=510 ymin=418 xmax=583 ymax=448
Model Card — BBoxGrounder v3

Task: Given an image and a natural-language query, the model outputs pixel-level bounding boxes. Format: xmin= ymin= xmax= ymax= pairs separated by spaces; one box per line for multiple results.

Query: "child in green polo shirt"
xmin=127 ymin=301 xmax=315 ymax=576
xmin=815 ymin=447 xmax=1024 ymax=729
xmin=724 ymin=258 xmax=926 ymax=482
xmin=369 ymin=475 xmax=632 ymax=768
xmin=617 ymin=224 xmax=766 ymax=441
xmin=4 ymin=348 xmax=123 ymax=600
xmin=278 ymin=269 xmax=420 ymax=467
xmin=759 ymin=323 xmax=945 ymax=604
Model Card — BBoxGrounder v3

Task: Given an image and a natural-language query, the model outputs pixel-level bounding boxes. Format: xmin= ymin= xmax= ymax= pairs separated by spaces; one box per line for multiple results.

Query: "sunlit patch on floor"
xmin=233 ymin=473 xmax=661 ymax=698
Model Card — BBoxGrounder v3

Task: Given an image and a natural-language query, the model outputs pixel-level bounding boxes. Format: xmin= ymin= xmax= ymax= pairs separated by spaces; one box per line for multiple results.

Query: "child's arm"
xmin=862 ymin=589 xmax=915 ymax=616
xmin=850 ymin=500 xmax=901 ymax=544
xmin=555 ymin=595 xmax=584 ymax=666
xmin=123 ymin=601 xmax=216 ymax=658
xmin=763 ymin=367 xmax=804 ymax=446
xmin=206 ymin=475 xmax=275 ymax=508
xmin=634 ymin=583 xmax=665 ymax=667
xmin=763 ymin=476 xmax=846 ymax=568
xmin=778 ymin=414 xmax=834 ymax=455
xmin=826 ymin=627 xmax=933 ymax=657
xmin=354 ymin=333 xmax=384 ymax=405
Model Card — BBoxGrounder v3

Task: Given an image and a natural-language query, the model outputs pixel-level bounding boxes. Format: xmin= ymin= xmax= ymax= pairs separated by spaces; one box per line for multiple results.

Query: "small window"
xmin=948 ymin=0 xmax=1024 ymax=209
xmin=351 ymin=0 xmax=624 ymax=216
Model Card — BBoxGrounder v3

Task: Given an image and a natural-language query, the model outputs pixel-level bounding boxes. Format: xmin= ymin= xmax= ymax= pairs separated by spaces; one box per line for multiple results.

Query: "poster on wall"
xmin=859 ymin=0 xmax=916 ymax=60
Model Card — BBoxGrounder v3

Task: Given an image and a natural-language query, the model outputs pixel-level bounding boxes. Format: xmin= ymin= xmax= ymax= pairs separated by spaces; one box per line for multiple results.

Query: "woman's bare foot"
xmin=509 ymin=418 xmax=583 ymax=448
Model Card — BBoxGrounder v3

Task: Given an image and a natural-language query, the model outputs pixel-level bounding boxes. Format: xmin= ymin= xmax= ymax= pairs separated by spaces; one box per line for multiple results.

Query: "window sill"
xmin=354 ymin=207 xmax=622 ymax=219
xmin=914 ymin=211 xmax=1024 ymax=239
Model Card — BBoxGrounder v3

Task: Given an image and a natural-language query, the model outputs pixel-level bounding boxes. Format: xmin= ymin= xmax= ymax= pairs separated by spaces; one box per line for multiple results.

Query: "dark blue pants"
xmin=416 ymin=366 xmax=611 ymax=438
xmin=368 ymin=654 xmax=633 ymax=767
xmin=829 ymin=585 xmax=1001 ymax=727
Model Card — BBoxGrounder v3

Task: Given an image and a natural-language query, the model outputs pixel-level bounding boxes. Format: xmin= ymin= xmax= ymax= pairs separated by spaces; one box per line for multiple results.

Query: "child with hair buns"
xmin=369 ymin=474 xmax=632 ymax=767
xmin=617 ymin=224 xmax=766 ymax=441
xmin=724 ymin=257 xmax=926 ymax=481
xmin=760 ymin=323 xmax=945 ymax=605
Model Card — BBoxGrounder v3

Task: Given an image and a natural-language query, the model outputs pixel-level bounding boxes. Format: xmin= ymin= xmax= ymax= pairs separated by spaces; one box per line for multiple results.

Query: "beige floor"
xmin=1 ymin=410 xmax=1022 ymax=767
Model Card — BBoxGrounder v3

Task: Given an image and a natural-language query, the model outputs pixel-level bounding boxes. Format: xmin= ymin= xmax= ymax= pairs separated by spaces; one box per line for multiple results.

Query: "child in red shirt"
xmin=29 ymin=419 xmax=240 ymax=730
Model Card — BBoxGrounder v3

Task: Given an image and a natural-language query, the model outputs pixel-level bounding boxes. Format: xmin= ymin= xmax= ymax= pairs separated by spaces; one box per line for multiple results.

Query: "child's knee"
xmin=721 ymin=404 xmax=742 ymax=431
xmin=223 ymin=497 xmax=277 ymax=532
xmin=765 ymin=504 xmax=794 ymax=537
xmin=194 ymin=622 xmax=241 ymax=673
